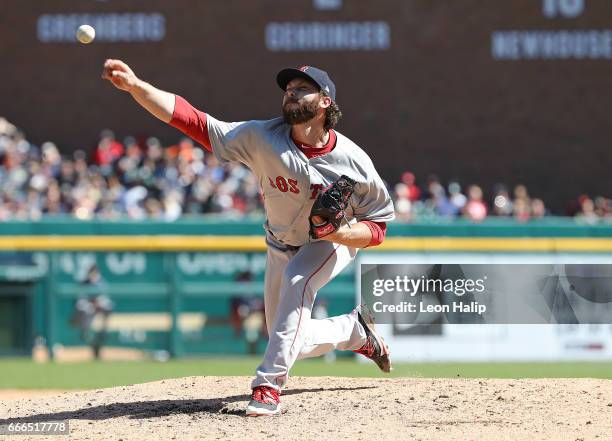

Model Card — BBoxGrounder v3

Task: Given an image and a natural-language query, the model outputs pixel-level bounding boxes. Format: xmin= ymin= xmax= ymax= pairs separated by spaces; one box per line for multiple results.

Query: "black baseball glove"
xmin=309 ymin=175 xmax=357 ymax=239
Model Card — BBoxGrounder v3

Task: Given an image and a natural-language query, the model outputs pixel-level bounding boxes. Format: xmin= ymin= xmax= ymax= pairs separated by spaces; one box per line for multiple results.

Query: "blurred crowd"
xmin=394 ymin=172 xmax=612 ymax=223
xmin=0 ymin=117 xmax=610 ymax=223
xmin=393 ymin=172 xmax=610 ymax=223
xmin=0 ymin=117 xmax=263 ymax=221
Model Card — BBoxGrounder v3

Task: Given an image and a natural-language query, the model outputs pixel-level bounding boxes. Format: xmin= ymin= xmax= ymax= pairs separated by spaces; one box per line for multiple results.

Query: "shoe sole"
xmin=245 ymin=404 xmax=284 ymax=417
xmin=358 ymin=305 xmax=392 ymax=373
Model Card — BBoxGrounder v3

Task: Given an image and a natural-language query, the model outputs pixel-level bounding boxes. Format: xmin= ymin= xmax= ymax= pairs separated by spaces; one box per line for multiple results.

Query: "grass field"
xmin=1 ymin=358 xmax=611 ymax=389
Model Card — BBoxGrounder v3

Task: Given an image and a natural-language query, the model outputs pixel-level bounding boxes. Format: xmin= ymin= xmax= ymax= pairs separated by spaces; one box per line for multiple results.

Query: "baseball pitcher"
xmin=102 ymin=60 xmax=395 ymax=416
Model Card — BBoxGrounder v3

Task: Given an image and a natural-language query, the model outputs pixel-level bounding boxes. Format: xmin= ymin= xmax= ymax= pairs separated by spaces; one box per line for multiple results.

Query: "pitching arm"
xmin=101 ymin=59 xmax=175 ymax=123
xmin=102 ymin=59 xmax=212 ymax=150
xmin=318 ymin=221 xmax=373 ymax=248
xmin=320 ymin=221 xmax=386 ymax=248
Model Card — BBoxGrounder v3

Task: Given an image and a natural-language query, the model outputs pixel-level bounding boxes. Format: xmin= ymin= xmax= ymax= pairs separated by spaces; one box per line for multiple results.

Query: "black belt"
xmin=265 ymin=236 xmax=301 ymax=252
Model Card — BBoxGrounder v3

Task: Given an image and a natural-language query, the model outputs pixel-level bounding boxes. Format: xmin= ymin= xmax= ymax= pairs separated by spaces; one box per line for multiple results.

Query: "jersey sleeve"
xmin=170 ymin=95 xmax=212 ymax=152
xmin=205 ymin=114 xmax=256 ymax=165
xmin=352 ymin=171 xmax=396 ymax=223
xmin=362 ymin=221 xmax=387 ymax=247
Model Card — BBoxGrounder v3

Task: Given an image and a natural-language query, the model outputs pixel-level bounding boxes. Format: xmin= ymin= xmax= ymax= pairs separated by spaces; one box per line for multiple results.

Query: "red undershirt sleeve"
xmin=169 ymin=95 xmax=212 ymax=152
xmin=361 ymin=221 xmax=387 ymax=247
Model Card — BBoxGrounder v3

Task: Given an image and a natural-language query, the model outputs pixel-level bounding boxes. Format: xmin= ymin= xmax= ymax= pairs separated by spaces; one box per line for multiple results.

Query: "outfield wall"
xmin=0 ymin=217 xmax=610 ymax=359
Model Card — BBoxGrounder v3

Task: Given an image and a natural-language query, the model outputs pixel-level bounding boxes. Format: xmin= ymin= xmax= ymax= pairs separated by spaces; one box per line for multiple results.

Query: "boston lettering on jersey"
xmin=268 ymin=176 xmax=300 ymax=194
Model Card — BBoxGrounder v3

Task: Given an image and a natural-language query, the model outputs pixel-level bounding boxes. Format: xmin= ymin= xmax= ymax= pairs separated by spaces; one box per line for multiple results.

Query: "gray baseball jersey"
xmin=206 ymin=116 xmax=395 ymax=246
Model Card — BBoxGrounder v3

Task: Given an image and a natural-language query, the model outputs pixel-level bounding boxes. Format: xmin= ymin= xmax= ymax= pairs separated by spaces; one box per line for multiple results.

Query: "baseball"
xmin=76 ymin=25 xmax=95 ymax=44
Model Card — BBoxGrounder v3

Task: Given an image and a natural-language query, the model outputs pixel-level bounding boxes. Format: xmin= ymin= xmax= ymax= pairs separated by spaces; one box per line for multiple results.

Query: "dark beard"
xmin=282 ymin=100 xmax=319 ymax=125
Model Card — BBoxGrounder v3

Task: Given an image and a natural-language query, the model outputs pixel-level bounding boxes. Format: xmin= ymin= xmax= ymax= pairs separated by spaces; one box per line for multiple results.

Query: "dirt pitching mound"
xmin=1 ymin=377 xmax=610 ymax=441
